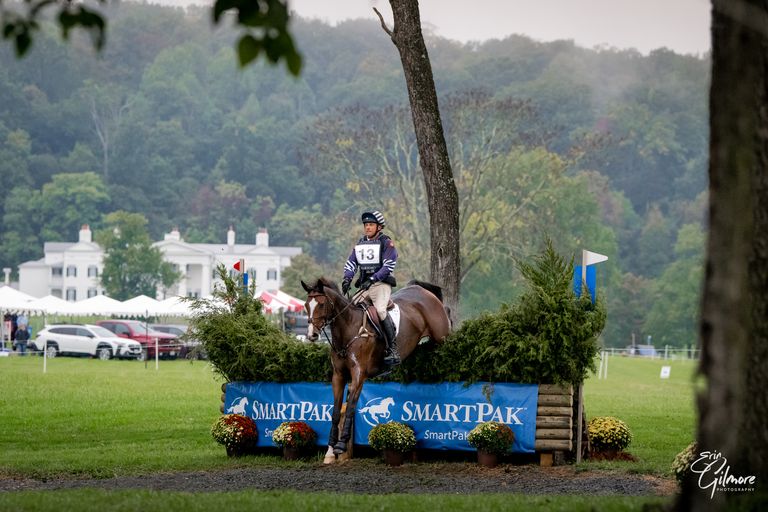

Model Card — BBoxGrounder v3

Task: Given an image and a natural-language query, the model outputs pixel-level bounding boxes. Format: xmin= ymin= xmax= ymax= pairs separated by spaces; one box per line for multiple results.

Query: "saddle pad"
xmin=390 ymin=303 xmax=401 ymax=336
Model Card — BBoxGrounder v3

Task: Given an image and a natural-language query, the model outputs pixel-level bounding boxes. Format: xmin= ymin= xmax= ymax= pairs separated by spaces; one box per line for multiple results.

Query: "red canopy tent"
xmin=258 ymin=290 xmax=304 ymax=314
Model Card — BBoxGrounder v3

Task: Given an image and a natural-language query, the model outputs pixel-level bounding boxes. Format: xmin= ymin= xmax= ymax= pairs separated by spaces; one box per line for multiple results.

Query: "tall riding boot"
xmin=381 ymin=316 xmax=400 ymax=366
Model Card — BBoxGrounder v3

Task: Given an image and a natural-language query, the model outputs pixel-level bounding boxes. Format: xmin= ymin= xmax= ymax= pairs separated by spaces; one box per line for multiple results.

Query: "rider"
xmin=341 ymin=210 xmax=400 ymax=365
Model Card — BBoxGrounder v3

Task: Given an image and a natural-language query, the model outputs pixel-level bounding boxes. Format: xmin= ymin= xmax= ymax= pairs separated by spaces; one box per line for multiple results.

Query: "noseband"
xmin=305 ymin=289 xmax=366 ymax=357
xmin=306 ymin=291 xmax=335 ymax=333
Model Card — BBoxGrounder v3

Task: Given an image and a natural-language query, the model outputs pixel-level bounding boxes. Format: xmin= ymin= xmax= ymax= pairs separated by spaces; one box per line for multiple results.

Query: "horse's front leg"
xmin=325 ymin=370 xmax=346 ymax=463
xmin=333 ymin=369 xmax=366 ymax=455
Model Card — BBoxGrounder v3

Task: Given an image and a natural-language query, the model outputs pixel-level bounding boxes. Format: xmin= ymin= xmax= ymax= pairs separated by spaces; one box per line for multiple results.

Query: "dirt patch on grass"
xmin=0 ymin=460 xmax=676 ymax=496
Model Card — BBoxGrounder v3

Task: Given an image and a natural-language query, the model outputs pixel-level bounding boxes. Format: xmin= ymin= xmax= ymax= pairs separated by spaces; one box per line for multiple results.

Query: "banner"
xmin=225 ymin=381 xmax=538 ymax=453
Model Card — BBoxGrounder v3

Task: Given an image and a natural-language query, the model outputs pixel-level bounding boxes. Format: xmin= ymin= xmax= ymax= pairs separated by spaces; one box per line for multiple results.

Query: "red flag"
xmin=233 ymin=261 xmax=241 ymax=271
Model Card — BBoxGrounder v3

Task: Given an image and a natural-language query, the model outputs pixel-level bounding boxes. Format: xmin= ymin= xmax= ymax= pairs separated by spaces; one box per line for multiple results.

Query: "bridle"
xmin=306 ymin=290 xmax=334 ymax=334
xmin=305 ymin=288 xmax=368 ymax=356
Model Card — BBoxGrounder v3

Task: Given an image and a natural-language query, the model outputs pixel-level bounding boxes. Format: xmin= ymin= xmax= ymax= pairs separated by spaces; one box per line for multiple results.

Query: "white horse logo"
xmin=360 ymin=397 xmax=395 ymax=426
xmin=227 ymin=396 xmax=248 ymax=415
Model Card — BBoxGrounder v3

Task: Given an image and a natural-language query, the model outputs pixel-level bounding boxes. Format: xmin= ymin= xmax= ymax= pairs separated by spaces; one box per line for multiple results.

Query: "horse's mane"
xmin=315 ymin=276 xmax=339 ymax=291
xmin=407 ymin=279 xmax=444 ymax=303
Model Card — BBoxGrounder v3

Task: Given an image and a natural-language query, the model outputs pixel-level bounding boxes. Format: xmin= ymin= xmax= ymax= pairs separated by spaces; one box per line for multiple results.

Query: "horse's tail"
xmin=407 ymin=279 xmax=444 ymax=303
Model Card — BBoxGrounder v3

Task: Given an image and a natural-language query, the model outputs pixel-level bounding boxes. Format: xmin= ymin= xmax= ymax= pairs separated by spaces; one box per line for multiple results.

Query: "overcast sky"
xmin=153 ymin=0 xmax=710 ymax=56
xmin=289 ymin=0 xmax=711 ymax=56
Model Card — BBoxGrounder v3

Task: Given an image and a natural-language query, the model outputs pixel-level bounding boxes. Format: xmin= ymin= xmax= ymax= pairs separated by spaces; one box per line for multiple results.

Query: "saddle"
xmin=359 ymin=299 xmax=394 ymax=333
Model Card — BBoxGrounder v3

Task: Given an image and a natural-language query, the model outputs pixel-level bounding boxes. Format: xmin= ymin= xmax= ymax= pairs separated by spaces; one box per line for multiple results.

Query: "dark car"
xmin=283 ymin=311 xmax=309 ymax=340
xmin=96 ymin=319 xmax=179 ymax=360
xmin=150 ymin=323 xmax=206 ymax=360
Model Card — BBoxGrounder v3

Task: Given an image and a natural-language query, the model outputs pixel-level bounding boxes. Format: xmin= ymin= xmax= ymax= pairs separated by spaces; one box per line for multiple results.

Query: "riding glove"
xmin=341 ymin=278 xmax=351 ymax=295
xmin=360 ymin=277 xmax=375 ymax=291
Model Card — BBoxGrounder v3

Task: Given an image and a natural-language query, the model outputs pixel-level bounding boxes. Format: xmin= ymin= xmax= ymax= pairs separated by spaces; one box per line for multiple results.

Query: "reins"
xmin=315 ymin=289 xmax=371 ymax=358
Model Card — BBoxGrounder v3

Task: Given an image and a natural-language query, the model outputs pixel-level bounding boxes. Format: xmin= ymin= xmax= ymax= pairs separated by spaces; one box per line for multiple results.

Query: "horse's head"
xmin=301 ymin=277 xmax=343 ymax=342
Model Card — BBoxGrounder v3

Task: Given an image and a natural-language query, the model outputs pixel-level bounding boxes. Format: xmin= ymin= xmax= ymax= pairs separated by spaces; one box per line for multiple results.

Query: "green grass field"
xmin=0 ymin=354 xmax=696 ymax=510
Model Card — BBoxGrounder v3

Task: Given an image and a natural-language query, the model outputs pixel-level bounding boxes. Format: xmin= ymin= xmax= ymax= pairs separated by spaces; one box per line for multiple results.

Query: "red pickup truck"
xmin=96 ymin=319 xmax=179 ymax=360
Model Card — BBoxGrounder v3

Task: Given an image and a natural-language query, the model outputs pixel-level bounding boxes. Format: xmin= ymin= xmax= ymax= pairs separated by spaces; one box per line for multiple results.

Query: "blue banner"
xmin=225 ymin=381 xmax=538 ymax=453
xmin=573 ymin=265 xmax=597 ymax=302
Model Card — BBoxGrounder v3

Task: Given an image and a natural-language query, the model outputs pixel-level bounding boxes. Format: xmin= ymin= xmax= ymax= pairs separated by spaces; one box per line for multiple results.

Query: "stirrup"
xmin=384 ymin=350 xmax=400 ymax=366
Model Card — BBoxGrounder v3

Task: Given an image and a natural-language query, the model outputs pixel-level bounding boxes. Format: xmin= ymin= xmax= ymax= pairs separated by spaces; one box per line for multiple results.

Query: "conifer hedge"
xmin=194 ymin=243 xmax=605 ymax=385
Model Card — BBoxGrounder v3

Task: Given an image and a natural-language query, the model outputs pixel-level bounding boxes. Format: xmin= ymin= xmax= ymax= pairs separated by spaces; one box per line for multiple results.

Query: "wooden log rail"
xmin=535 ymin=384 xmax=574 ymax=466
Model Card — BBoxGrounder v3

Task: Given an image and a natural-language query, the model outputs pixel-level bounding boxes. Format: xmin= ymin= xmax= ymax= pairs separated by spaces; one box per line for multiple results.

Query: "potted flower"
xmin=272 ymin=421 xmax=318 ymax=459
xmin=587 ymin=416 xmax=632 ymax=457
xmin=672 ymin=441 xmax=698 ymax=485
xmin=467 ymin=421 xmax=515 ymax=468
xmin=367 ymin=421 xmax=416 ymax=466
xmin=211 ymin=414 xmax=258 ymax=457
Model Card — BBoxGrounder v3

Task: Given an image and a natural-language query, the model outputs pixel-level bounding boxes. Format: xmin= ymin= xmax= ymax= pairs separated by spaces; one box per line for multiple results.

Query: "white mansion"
xmin=18 ymin=225 xmax=302 ymax=300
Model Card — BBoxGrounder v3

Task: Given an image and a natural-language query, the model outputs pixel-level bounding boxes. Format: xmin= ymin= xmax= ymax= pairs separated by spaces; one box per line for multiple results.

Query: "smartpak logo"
xmin=249 ymin=399 xmax=333 ymax=422
xmin=400 ymin=401 xmax=527 ymax=424
xmin=359 ymin=397 xmax=395 ymax=426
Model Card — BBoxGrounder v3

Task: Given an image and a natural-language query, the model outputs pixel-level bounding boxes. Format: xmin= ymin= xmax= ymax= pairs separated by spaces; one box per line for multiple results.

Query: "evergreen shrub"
xmin=194 ymin=241 xmax=604 ymax=386
xmin=187 ymin=264 xmax=331 ymax=383
xmin=392 ymin=240 xmax=605 ymax=385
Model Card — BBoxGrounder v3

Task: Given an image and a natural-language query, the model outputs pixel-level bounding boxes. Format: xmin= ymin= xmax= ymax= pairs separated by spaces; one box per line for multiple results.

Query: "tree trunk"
xmin=678 ymin=1 xmax=768 ymax=509
xmin=383 ymin=0 xmax=461 ymax=321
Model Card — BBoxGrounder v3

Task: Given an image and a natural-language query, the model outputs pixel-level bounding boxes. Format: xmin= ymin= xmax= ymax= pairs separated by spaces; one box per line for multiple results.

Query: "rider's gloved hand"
xmin=360 ymin=277 xmax=375 ymax=291
xmin=341 ymin=278 xmax=351 ymax=295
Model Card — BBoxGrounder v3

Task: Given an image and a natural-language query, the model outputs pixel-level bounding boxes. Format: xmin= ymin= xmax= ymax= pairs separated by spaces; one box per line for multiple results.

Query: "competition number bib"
xmin=355 ymin=242 xmax=381 ymax=269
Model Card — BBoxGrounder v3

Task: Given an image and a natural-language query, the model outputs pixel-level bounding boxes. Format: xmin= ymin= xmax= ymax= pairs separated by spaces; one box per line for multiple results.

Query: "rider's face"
xmin=363 ymin=222 xmax=379 ymax=238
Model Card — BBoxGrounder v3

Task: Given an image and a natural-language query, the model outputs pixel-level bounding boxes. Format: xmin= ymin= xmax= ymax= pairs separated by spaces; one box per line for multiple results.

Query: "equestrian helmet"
xmin=361 ymin=210 xmax=386 ymax=227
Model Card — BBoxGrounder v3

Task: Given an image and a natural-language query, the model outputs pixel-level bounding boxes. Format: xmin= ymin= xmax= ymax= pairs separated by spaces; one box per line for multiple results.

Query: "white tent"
xmin=121 ymin=295 xmax=163 ymax=316
xmin=69 ymin=294 xmax=130 ymax=316
xmin=157 ymin=296 xmax=193 ymax=317
xmin=26 ymin=295 xmax=78 ymax=316
xmin=0 ymin=286 xmax=42 ymax=314
xmin=0 ymin=286 xmax=44 ymax=351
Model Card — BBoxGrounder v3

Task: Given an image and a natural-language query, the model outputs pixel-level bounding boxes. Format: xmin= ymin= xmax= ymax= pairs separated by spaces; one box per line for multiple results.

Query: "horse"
xmin=301 ymin=277 xmax=451 ymax=463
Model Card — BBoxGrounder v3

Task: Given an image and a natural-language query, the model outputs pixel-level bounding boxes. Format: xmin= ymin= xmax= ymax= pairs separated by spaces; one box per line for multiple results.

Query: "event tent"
xmin=0 ymin=286 xmax=42 ymax=315
xmin=121 ymin=295 xmax=164 ymax=316
xmin=0 ymin=286 xmax=44 ymax=350
xmin=67 ymin=294 xmax=130 ymax=316
xmin=157 ymin=296 xmax=193 ymax=317
xmin=26 ymin=295 xmax=78 ymax=315
xmin=258 ymin=290 xmax=304 ymax=314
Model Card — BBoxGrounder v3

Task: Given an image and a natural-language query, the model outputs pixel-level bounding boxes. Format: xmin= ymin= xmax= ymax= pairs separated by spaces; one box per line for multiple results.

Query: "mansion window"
xmin=267 ymin=269 xmax=277 ymax=280
xmin=52 ymin=267 xmax=63 ymax=277
xmin=87 ymin=288 xmax=98 ymax=298
xmin=87 ymin=265 xmax=99 ymax=277
xmin=66 ymin=288 xmax=77 ymax=301
xmin=66 ymin=265 xmax=77 ymax=277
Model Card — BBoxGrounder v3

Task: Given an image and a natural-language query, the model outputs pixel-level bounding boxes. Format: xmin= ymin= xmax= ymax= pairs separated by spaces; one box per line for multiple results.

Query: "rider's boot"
xmin=381 ymin=316 xmax=400 ymax=366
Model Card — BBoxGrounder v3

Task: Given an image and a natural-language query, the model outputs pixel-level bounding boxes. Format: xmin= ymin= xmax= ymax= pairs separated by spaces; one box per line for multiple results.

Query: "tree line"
xmin=0 ymin=2 xmax=709 ymax=348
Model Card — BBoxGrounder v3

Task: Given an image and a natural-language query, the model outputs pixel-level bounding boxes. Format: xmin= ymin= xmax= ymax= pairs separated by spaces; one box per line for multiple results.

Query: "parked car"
xmin=283 ymin=311 xmax=309 ymax=341
xmin=96 ymin=319 xmax=179 ymax=360
xmin=30 ymin=324 xmax=143 ymax=360
xmin=150 ymin=323 xmax=206 ymax=360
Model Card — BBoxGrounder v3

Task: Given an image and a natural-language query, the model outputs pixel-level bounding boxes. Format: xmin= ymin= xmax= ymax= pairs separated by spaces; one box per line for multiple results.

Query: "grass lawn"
xmin=0 ymin=353 xmax=695 ymax=510
xmin=582 ymin=354 xmax=697 ymax=474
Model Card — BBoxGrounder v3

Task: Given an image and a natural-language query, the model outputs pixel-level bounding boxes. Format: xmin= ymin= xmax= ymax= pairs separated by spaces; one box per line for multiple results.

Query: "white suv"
xmin=31 ymin=324 xmax=143 ymax=360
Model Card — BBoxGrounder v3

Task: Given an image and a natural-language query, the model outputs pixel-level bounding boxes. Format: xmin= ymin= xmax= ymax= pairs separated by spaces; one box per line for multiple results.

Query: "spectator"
xmin=14 ymin=324 xmax=30 ymax=356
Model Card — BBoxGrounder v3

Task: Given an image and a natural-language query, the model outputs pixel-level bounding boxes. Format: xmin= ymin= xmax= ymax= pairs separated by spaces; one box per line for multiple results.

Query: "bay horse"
xmin=301 ymin=277 xmax=451 ymax=462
